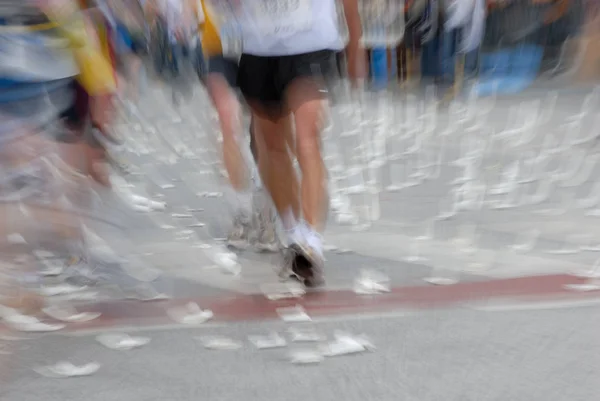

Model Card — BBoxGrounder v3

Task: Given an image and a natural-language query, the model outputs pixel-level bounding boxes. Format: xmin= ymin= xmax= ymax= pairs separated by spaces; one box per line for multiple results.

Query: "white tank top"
xmin=218 ymin=0 xmax=344 ymax=56
xmin=157 ymin=0 xmax=183 ymax=27
xmin=155 ymin=0 xmax=200 ymax=40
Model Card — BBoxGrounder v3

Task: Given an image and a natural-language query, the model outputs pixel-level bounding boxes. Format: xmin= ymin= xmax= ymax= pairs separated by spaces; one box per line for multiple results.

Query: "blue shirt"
xmin=0 ymin=6 xmax=77 ymax=103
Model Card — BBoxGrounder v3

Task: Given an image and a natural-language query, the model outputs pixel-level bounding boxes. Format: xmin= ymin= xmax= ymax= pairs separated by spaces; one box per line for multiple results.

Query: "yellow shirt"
xmin=44 ymin=2 xmax=116 ymax=94
xmin=199 ymin=0 xmax=222 ymax=57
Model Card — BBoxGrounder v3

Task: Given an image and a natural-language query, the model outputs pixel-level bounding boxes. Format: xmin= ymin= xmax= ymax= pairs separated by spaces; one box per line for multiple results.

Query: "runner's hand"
xmin=346 ymin=42 xmax=367 ymax=88
xmin=90 ymin=93 xmax=115 ymax=131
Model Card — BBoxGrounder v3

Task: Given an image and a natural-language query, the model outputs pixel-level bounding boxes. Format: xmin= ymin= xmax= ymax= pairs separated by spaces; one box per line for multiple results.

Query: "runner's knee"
xmin=253 ymin=114 xmax=290 ymax=154
xmin=292 ymin=98 xmax=323 ymax=155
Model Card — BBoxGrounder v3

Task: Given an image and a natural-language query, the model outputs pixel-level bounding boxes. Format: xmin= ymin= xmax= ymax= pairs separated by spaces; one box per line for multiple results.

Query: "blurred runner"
xmin=61 ymin=0 xmax=119 ymax=188
xmin=230 ymin=0 xmax=366 ymax=286
xmin=101 ymin=0 xmax=148 ymax=112
xmin=145 ymin=0 xmax=204 ymax=103
xmin=0 ymin=0 xmax=116 ymax=322
xmin=200 ymin=0 xmax=279 ymax=252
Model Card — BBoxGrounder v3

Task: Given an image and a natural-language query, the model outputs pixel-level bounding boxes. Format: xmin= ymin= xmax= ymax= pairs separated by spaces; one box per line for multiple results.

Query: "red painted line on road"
xmin=2 ymin=274 xmax=598 ymax=333
xmin=53 ymin=273 xmax=599 ymax=332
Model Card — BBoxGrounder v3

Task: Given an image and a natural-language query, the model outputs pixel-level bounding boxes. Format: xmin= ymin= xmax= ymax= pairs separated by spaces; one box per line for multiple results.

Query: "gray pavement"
xmin=3 ymin=306 xmax=600 ymax=401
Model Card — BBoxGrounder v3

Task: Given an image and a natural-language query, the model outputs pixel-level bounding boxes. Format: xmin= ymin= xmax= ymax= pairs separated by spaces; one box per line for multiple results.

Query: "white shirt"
xmin=0 ymin=3 xmax=77 ymax=81
xmin=211 ymin=0 xmax=344 ymax=56
xmin=154 ymin=0 xmax=200 ymax=41
xmin=157 ymin=0 xmax=183 ymax=27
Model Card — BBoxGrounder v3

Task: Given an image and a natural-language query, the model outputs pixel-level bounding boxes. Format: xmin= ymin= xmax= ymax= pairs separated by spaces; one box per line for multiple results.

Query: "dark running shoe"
xmin=286 ymin=243 xmax=324 ymax=288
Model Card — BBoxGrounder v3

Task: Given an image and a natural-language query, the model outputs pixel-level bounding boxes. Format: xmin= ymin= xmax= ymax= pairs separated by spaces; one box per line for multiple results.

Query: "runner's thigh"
xmin=276 ymin=49 xmax=339 ymax=103
xmin=237 ymin=54 xmax=281 ymax=119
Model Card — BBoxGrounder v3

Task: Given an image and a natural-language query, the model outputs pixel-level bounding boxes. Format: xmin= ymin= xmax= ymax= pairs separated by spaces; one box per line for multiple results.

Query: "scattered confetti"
xmin=289 ymin=349 xmax=324 ymax=364
xmin=423 ymin=277 xmax=458 ymax=286
xmin=288 ymin=327 xmax=325 ymax=343
xmin=35 ymin=362 xmax=100 ymax=378
xmin=197 ymin=336 xmax=242 ymax=350
xmin=261 ymin=282 xmax=305 ymax=300
xmin=319 ymin=332 xmax=374 ymax=357
xmin=42 ymin=306 xmax=101 ymax=323
xmin=96 ymin=334 xmax=151 ymax=350
xmin=249 ymin=333 xmax=287 ymax=349
xmin=167 ymin=303 xmax=213 ymax=325
xmin=276 ymin=305 xmax=311 ymax=323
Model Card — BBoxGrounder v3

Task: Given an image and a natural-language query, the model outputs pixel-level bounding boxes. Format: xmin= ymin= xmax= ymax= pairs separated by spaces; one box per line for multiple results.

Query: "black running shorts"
xmin=206 ymin=56 xmax=239 ymax=88
xmin=237 ymin=49 xmax=338 ymax=116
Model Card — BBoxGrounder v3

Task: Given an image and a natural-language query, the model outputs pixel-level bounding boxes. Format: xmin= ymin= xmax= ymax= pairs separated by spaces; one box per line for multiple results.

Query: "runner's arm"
xmin=143 ymin=0 xmax=159 ymax=23
xmin=340 ymin=0 xmax=366 ymax=83
xmin=341 ymin=0 xmax=362 ymax=44
xmin=188 ymin=0 xmax=204 ymax=24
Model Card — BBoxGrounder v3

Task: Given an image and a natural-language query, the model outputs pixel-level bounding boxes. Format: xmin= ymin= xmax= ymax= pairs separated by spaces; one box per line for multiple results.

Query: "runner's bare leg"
xmin=251 ymin=111 xmax=300 ymax=228
xmin=206 ymin=74 xmax=249 ymax=192
xmin=286 ymin=79 xmax=328 ymax=232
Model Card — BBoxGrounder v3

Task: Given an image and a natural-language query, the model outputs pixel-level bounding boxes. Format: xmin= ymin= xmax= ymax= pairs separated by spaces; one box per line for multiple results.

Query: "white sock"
xmin=281 ymin=207 xmax=298 ymax=231
xmin=305 ymin=226 xmax=323 ymax=257
xmin=251 ymin=167 xmax=263 ymax=190
xmin=287 ymin=223 xmax=305 ymax=246
xmin=286 ymin=221 xmax=322 ymax=254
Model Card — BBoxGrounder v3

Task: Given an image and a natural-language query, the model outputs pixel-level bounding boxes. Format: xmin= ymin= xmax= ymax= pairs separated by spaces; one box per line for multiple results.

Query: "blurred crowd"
xmin=0 ymin=0 xmax=206 ymax=325
xmin=0 ymin=0 xmax=598 ymax=332
xmin=0 ymin=0 xmax=364 ymax=331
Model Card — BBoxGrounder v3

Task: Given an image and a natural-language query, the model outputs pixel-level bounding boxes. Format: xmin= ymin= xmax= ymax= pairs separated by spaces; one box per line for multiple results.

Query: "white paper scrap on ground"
xmin=261 ymin=282 xmax=306 ymax=300
xmin=40 ymin=284 xmax=87 ymax=297
xmin=58 ymin=291 xmax=99 ymax=302
xmin=564 ymin=281 xmax=600 ymax=292
xmin=7 ymin=233 xmax=26 ymax=244
xmin=124 ymin=286 xmax=170 ymax=302
xmin=167 ymin=303 xmax=213 ymax=325
xmin=289 ymin=349 xmax=324 ymax=364
xmin=33 ymin=250 xmax=54 ymax=259
xmin=319 ymin=332 xmax=372 ymax=357
xmin=197 ymin=192 xmax=222 ymax=198
xmin=276 ymin=305 xmax=311 ymax=323
xmin=288 ymin=327 xmax=325 ymax=342
xmin=42 ymin=306 xmax=101 ymax=323
xmin=210 ymin=251 xmax=241 ymax=276
xmin=248 ymin=333 xmax=287 ymax=349
xmin=34 ymin=362 xmax=100 ymax=378
xmin=147 ymin=200 xmax=167 ymax=211
xmin=96 ymin=334 xmax=150 ymax=350
xmin=0 ymin=308 xmax=65 ymax=332
xmin=132 ymin=203 xmax=152 ymax=213
xmin=353 ymin=270 xmax=390 ymax=295
xmin=423 ymin=277 xmax=458 ymax=286
xmin=187 ymin=222 xmax=206 ymax=227
xmin=197 ymin=336 xmax=242 ymax=350
xmin=353 ymin=334 xmax=376 ymax=351
xmin=129 ymin=195 xmax=166 ymax=211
